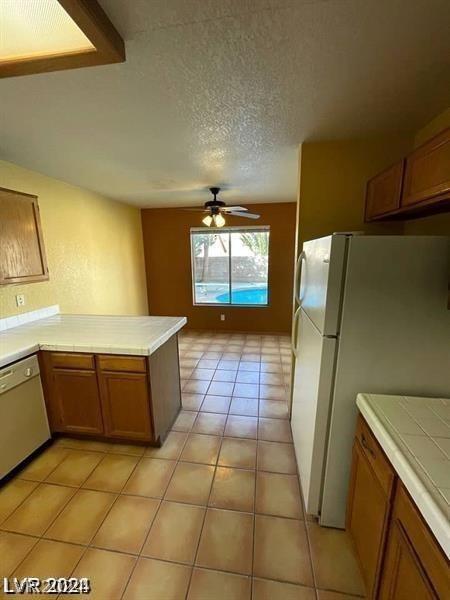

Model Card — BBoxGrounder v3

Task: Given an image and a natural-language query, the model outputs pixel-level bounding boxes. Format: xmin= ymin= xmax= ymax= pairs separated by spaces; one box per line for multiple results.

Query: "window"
xmin=191 ymin=227 xmax=269 ymax=306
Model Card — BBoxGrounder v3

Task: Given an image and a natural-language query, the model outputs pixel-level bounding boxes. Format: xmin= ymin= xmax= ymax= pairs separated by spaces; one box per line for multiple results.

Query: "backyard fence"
xmin=194 ymin=256 xmax=268 ymax=283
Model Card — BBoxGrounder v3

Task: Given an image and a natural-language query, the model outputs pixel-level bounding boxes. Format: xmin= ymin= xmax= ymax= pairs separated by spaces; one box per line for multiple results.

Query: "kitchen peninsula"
xmin=0 ymin=309 xmax=186 ymax=446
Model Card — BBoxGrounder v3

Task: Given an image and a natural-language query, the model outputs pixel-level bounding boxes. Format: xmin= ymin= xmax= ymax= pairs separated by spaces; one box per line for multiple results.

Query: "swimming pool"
xmin=216 ymin=287 xmax=268 ymax=305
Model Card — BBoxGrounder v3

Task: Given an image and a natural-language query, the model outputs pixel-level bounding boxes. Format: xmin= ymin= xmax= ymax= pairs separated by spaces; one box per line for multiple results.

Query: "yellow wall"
xmin=0 ymin=160 xmax=148 ymax=318
xmin=404 ymin=108 xmax=450 ymax=235
xmin=414 ymin=107 xmax=450 ymax=147
xmin=298 ymin=106 xmax=450 ymax=243
xmin=298 ymin=134 xmax=413 ymax=243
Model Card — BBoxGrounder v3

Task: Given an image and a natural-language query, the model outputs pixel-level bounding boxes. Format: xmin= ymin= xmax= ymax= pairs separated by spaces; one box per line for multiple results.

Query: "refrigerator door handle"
xmin=291 ymin=306 xmax=302 ymax=356
xmin=294 ymin=251 xmax=306 ymax=305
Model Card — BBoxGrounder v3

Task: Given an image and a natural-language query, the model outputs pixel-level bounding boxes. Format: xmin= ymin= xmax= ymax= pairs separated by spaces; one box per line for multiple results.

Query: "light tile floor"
xmin=0 ymin=330 xmax=365 ymax=599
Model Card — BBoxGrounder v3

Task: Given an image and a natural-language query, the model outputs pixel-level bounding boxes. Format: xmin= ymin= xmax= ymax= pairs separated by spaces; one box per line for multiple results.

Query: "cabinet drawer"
xmin=50 ymin=352 xmax=95 ymax=370
xmin=97 ymin=355 xmax=147 ymax=373
xmin=355 ymin=415 xmax=395 ymax=496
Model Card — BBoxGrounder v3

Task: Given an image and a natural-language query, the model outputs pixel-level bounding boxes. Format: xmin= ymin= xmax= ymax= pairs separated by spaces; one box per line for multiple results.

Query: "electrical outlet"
xmin=220 ymin=314 xmax=225 ymax=321
xmin=15 ymin=294 xmax=25 ymax=307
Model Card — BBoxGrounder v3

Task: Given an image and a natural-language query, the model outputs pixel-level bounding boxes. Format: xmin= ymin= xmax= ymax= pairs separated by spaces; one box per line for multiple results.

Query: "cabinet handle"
xmin=361 ymin=433 xmax=376 ymax=459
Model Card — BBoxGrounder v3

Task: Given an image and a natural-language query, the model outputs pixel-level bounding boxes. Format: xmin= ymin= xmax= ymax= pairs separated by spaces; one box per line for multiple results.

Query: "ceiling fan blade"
xmin=222 ymin=206 xmax=247 ymax=212
xmin=227 ymin=211 xmax=260 ymax=219
xmin=180 ymin=208 xmax=208 ymax=212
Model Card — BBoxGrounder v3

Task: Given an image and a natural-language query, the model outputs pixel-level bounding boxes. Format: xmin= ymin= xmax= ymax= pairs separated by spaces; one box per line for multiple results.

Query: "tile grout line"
xmin=183 ymin=425 xmax=225 ymax=599
xmin=5 ymin=451 xmax=109 ymax=580
xmin=183 ymin=338 xmax=288 ymax=395
xmin=288 ymin=424 xmax=320 ymax=597
xmin=0 ymin=443 xmax=81 ymax=534
xmin=77 ymin=426 xmax=190 ymax=598
xmin=120 ymin=418 xmax=197 ymax=597
xmin=6 ymin=444 xmax=147 ymax=581
xmin=3 ymin=331 xmax=294 ymax=594
xmin=42 ymin=448 xmax=145 ymax=578
xmin=190 ymin=339 xmax=288 ymax=426
xmin=104 ymin=431 xmax=192 ymax=599
xmin=251 ymin=428 xmax=258 ymax=598
xmin=179 ymin=332 xmax=291 ymax=593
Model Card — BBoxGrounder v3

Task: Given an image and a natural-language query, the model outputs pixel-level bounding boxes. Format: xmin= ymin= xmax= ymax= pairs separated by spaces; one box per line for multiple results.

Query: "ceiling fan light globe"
xmin=214 ymin=213 xmax=226 ymax=227
xmin=202 ymin=215 xmax=213 ymax=227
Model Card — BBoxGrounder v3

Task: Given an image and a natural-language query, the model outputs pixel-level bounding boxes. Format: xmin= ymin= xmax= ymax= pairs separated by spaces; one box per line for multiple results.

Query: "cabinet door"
xmin=53 ymin=369 xmax=104 ymax=435
xmin=380 ymin=483 xmax=448 ymax=600
xmin=365 ymin=161 xmax=403 ymax=220
xmin=402 ymin=127 xmax=450 ymax=207
xmin=0 ymin=187 xmax=49 ymax=285
xmin=99 ymin=372 xmax=153 ymax=441
xmin=346 ymin=439 xmax=391 ymax=598
xmin=379 ymin=519 xmax=436 ymax=600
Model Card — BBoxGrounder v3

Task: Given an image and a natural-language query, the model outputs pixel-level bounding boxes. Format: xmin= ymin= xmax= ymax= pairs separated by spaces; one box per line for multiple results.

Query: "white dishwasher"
xmin=0 ymin=354 xmax=51 ymax=479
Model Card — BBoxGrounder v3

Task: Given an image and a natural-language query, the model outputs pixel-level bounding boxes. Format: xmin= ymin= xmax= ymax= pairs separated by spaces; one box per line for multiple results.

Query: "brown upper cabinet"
xmin=402 ymin=127 xmax=450 ymax=207
xmin=365 ymin=127 xmax=450 ymax=221
xmin=365 ymin=161 xmax=404 ymax=220
xmin=0 ymin=187 xmax=49 ymax=285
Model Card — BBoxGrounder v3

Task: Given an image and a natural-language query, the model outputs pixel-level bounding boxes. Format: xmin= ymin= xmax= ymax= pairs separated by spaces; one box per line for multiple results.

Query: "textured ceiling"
xmin=0 ymin=0 xmax=449 ymax=207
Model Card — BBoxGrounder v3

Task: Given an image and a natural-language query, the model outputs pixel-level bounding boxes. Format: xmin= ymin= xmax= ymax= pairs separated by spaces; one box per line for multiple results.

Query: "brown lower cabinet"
xmin=98 ymin=371 xmax=152 ymax=441
xmin=347 ymin=414 xmax=449 ymax=599
xmin=347 ymin=424 xmax=394 ymax=597
xmin=380 ymin=488 xmax=440 ymax=600
xmin=52 ymin=368 xmax=104 ymax=436
xmin=39 ymin=336 xmax=181 ymax=445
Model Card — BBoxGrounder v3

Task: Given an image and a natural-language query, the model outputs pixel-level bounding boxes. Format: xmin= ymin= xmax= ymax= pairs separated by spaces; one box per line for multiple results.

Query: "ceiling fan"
xmin=185 ymin=187 xmax=260 ymax=227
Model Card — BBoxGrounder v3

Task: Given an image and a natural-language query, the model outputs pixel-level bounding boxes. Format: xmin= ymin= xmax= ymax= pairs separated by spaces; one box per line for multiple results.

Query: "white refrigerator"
xmin=291 ymin=233 xmax=450 ymax=528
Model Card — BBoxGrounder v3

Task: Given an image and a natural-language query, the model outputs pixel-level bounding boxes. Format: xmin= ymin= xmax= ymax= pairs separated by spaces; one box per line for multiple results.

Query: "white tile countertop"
xmin=356 ymin=393 xmax=450 ymax=558
xmin=0 ymin=311 xmax=187 ymax=368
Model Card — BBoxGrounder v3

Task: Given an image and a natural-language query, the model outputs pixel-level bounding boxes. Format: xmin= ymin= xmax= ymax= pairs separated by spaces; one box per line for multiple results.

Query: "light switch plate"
xmin=15 ymin=294 xmax=25 ymax=307
xmin=220 ymin=314 xmax=225 ymax=321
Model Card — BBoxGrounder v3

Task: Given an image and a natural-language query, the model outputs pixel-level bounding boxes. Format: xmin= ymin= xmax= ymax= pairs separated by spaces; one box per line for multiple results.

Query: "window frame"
xmin=190 ymin=225 xmax=270 ymax=308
